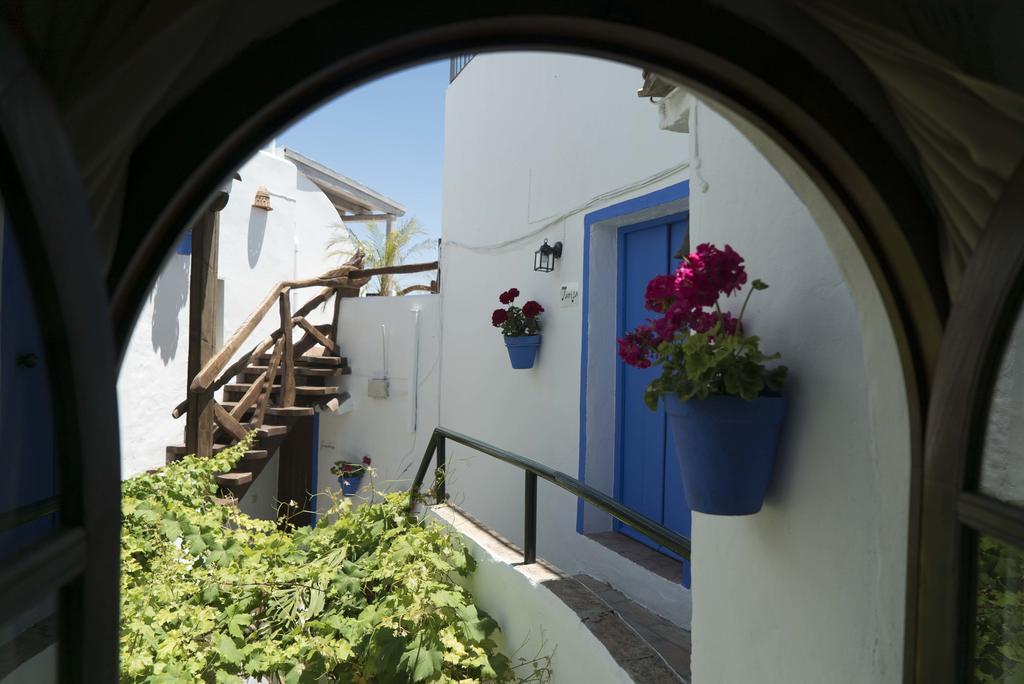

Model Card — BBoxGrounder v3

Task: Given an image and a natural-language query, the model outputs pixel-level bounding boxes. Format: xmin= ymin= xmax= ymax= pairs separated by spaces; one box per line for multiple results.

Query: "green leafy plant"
xmin=328 ymin=216 xmax=433 ymax=296
xmin=973 ymin=536 xmax=1024 ymax=682
xmin=121 ymin=436 xmax=543 ymax=683
xmin=618 ymin=243 xmax=787 ymax=407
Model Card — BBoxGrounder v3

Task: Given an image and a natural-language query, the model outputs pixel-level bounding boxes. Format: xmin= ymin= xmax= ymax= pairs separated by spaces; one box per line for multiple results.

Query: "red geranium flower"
xmin=522 ymin=300 xmax=544 ymax=318
xmin=491 ymin=309 xmax=509 ymax=326
xmin=499 ymin=288 xmax=520 ymax=305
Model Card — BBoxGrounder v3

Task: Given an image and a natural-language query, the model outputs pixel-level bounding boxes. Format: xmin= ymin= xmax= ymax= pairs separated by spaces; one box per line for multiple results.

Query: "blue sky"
xmin=278 ymin=60 xmax=448 ymax=246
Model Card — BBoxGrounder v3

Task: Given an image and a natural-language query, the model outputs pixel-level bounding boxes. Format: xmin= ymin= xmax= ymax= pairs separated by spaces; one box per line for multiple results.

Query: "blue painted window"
xmin=615 ymin=214 xmax=692 ymax=587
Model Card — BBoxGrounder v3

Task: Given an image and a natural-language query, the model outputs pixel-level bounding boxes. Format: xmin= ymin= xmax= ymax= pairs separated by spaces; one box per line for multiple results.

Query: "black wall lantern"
xmin=534 ymin=239 xmax=563 ymax=272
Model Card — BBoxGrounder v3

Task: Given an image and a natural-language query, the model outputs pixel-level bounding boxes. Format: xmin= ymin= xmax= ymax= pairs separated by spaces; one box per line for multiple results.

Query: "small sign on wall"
xmin=560 ymin=282 xmax=580 ymax=307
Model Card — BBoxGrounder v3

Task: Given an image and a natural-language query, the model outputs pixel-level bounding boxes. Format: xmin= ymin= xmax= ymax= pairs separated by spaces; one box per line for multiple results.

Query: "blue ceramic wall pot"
xmin=504 ymin=334 xmax=541 ymax=369
xmin=338 ymin=474 xmax=364 ymax=496
xmin=664 ymin=393 xmax=786 ymax=515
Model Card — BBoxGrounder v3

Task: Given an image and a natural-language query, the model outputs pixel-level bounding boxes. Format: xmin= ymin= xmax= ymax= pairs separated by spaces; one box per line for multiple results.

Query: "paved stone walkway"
xmin=543 ymin=574 xmax=691 ymax=682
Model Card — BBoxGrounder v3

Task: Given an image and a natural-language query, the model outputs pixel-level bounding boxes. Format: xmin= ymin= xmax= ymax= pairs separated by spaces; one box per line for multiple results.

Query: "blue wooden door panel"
xmin=615 ymin=214 xmax=692 ymax=587
xmin=617 ymin=225 xmax=667 ymax=526
xmin=0 ymin=213 xmax=59 ymax=561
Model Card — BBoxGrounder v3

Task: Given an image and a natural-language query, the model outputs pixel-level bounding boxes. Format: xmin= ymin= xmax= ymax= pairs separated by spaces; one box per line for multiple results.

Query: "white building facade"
xmin=432 ymin=52 xmax=912 ymax=682
xmin=117 ymin=145 xmax=404 ymax=477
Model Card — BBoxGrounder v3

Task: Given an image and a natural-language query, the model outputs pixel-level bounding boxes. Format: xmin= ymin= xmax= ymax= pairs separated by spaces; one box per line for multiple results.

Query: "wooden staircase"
xmin=167 ymin=255 xmax=370 ymax=503
xmin=167 ymin=253 xmax=440 ymax=506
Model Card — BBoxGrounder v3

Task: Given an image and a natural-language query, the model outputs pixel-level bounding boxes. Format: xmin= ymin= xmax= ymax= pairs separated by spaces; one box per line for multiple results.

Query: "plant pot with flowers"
xmin=618 ymin=243 xmax=788 ymax=515
xmin=331 ymin=455 xmax=371 ymax=496
xmin=492 ymin=288 xmax=545 ymax=369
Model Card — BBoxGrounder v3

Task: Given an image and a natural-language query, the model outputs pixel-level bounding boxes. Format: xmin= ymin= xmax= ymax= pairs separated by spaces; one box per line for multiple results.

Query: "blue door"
xmin=0 ymin=211 xmax=59 ymax=561
xmin=615 ymin=214 xmax=691 ymax=587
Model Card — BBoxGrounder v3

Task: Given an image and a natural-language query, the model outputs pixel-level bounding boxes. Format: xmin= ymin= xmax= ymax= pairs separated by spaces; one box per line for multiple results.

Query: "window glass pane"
xmin=980 ymin=302 xmax=1024 ymax=506
xmin=0 ymin=593 xmax=58 ymax=683
xmin=0 ymin=201 xmax=60 ymax=562
xmin=973 ymin=535 xmax=1024 ymax=682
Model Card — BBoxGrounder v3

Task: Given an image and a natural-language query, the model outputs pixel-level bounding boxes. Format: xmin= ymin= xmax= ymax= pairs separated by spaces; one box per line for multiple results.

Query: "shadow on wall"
xmin=248 ymin=207 xmax=268 ymax=267
xmin=150 ymin=254 xmax=189 ymax=364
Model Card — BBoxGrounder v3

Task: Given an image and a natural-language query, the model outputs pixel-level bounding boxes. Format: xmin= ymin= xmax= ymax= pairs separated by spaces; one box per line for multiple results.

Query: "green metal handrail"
xmin=410 ymin=426 xmax=692 ymax=564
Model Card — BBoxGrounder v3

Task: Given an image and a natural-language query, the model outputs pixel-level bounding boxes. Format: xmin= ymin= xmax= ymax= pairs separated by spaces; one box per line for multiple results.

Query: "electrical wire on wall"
xmin=691 ymin=100 xmax=710 ymax=194
xmin=443 ymin=159 xmax=691 ymax=253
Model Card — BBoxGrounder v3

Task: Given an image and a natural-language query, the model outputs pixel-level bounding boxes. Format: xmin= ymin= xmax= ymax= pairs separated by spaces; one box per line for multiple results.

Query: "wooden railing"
xmin=172 ymin=255 xmax=441 ymax=457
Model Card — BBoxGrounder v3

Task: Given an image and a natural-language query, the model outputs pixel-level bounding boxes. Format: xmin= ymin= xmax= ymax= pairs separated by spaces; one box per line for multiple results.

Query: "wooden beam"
xmin=279 ymin=292 xmax=296 ymax=407
xmin=189 ymin=260 xmax=361 ymax=394
xmin=400 ymin=284 xmax=434 ymax=295
xmin=184 ymin=209 xmax=219 ymax=458
xmin=213 ymin=401 xmax=248 ymax=442
xmin=253 ymin=337 xmax=283 ymax=427
xmin=294 ymin=316 xmax=337 ymax=353
xmin=341 ymin=213 xmax=392 ymax=222
xmin=172 ymin=335 xmax=276 ymax=418
xmin=191 ymin=282 xmax=281 ymax=392
xmin=175 ymin=286 xmax=349 ymax=418
xmin=229 ymin=369 xmax=268 ymax=420
xmin=348 ymin=261 xmax=439 ymax=278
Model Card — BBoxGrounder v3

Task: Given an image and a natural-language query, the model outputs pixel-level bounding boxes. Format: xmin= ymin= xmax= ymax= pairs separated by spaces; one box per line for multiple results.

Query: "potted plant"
xmin=491 ymin=288 xmax=545 ymax=369
xmin=331 ymin=455 xmax=371 ymax=496
xmin=618 ymin=243 xmax=788 ymax=515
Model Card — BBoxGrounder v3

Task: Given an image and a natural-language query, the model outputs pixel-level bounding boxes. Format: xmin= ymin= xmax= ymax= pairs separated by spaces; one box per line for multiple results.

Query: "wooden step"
xmin=215 ymin=471 xmax=253 ymax=487
xmin=241 ymin=365 xmax=338 ymax=378
xmin=256 ymin=424 xmax=288 ymax=438
xmin=166 ymin=443 xmax=229 ymax=459
xmin=165 ymin=445 xmax=267 ymax=461
xmin=221 ymin=403 xmax=315 ymax=417
xmin=256 ymin=353 xmax=347 ymax=368
xmin=224 ymin=384 xmax=340 ymax=396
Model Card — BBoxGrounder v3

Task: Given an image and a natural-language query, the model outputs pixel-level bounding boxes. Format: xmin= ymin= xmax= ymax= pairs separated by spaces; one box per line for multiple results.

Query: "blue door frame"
xmin=577 ymin=180 xmax=692 ymax=587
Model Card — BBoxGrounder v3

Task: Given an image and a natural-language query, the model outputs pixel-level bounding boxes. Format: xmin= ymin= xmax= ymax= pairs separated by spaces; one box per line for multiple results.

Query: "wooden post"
xmin=279 ymin=290 xmax=296 ymax=406
xmin=185 ymin=208 xmax=220 ymax=457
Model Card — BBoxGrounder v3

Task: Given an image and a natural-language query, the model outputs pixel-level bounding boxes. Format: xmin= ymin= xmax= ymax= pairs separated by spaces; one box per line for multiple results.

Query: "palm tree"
xmin=327 ymin=217 xmax=433 ymax=295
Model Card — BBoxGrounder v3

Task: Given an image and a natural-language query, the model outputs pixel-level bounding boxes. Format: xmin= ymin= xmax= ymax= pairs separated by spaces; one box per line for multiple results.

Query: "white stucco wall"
xmin=439 ymin=52 xmax=693 ymax=625
xmin=314 ymin=295 xmax=441 ymax=514
xmin=118 ymin=147 xmax=353 ymax=477
xmin=686 ymin=100 xmax=910 ymax=683
xmin=441 ymin=53 xmax=912 ymax=681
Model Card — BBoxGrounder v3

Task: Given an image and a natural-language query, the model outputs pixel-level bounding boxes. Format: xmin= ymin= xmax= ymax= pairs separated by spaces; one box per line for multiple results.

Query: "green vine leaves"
xmin=120 ymin=436 xmax=548 ymax=683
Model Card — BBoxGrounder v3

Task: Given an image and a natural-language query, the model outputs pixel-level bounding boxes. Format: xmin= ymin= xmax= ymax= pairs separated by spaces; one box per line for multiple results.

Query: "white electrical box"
xmin=368 ymin=378 xmax=390 ymax=399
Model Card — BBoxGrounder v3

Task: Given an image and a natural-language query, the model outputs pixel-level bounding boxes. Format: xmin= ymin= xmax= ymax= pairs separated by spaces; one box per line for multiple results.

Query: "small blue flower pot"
xmin=664 ymin=393 xmax=786 ymax=515
xmin=504 ymin=334 xmax=541 ymax=369
xmin=338 ymin=474 xmax=364 ymax=496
